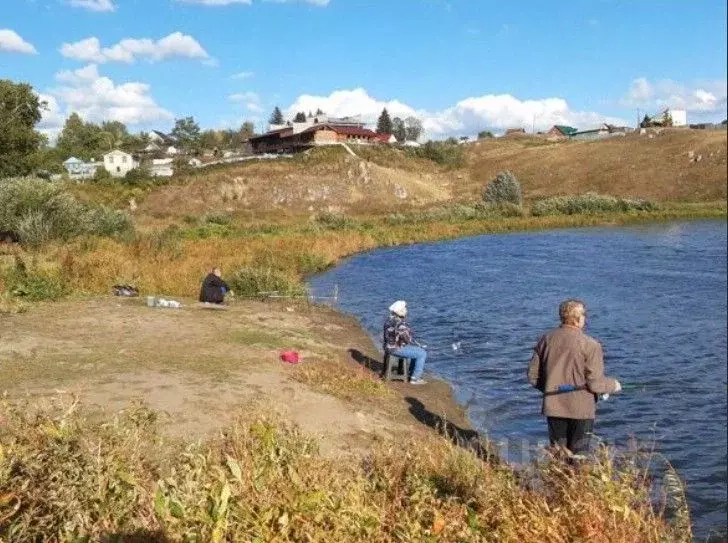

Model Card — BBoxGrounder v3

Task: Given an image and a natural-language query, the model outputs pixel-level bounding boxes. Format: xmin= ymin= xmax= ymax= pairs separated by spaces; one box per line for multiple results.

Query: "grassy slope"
xmin=460 ymin=129 xmax=727 ymax=202
xmin=68 ymin=129 xmax=727 ymax=225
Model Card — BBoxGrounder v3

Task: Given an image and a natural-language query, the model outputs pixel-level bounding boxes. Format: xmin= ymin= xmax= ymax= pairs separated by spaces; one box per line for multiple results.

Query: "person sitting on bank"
xmin=199 ymin=267 xmax=232 ymax=304
xmin=527 ymin=299 xmax=621 ymax=457
xmin=383 ymin=300 xmax=428 ymax=385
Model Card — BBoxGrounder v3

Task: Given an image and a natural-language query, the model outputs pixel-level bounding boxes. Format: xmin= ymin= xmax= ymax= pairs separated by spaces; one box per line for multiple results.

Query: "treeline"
xmin=0 ymin=79 xmax=257 ymax=179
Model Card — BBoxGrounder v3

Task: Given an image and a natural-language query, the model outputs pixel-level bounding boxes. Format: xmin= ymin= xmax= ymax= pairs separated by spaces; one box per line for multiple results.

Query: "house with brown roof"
xmin=250 ymin=122 xmax=384 ymax=154
xmin=547 ymin=125 xmax=578 ymax=138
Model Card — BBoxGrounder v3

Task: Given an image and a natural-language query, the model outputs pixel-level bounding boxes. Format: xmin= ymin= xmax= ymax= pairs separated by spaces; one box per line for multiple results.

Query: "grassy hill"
xmin=69 ymin=128 xmax=726 ymax=226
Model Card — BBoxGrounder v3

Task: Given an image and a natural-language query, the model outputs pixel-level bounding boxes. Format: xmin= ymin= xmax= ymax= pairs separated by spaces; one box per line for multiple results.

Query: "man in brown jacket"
xmin=528 ymin=299 xmax=621 ymax=455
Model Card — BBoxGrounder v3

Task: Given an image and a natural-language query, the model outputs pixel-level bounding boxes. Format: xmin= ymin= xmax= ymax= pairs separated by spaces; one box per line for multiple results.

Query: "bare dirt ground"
xmin=0 ymin=298 xmax=471 ymax=458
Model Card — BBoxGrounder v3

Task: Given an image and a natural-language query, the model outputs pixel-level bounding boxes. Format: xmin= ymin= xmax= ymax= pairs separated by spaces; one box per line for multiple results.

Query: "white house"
xmin=103 ymin=150 xmax=138 ymax=177
xmin=165 ymin=146 xmax=179 ymax=156
xmin=63 ymin=157 xmax=101 ymax=180
xmin=143 ymin=142 xmax=161 ymax=153
xmin=666 ymin=108 xmax=687 ymax=127
xmin=150 ymin=158 xmax=174 ymax=177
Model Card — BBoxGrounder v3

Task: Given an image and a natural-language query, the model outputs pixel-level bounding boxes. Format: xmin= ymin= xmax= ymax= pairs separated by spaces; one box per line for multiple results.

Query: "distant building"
xmin=569 ymin=123 xmax=632 ymax=141
xmin=63 ymin=157 xmax=101 ymax=180
xmin=504 ymin=128 xmax=526 ymax=136
xmin=250 ymin=122 xmax=384 ymax=154
xmin=165 ymin=146 xmax=179 ymax=156
xmin=103 ymin=150 xmax=138 ymax=177
xmin=150 ymin=158 xmax=174 ymax=177
xmin=188 ymin=158 xmax=203 ymax=167
xmin=143 ymin=142 xmax=161 ymax=153
xmin=375 ymin=133 xmax=398 ymax=144
xmin=149 ymin=130 xmax=177 ymax=146
xmin=547 ymin=125 xmax=578 ymax=138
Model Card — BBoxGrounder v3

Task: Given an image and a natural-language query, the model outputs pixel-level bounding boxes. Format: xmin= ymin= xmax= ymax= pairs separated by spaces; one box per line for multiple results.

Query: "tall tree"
xmin=239 ymin=121 xmax=256 ymax=140
xmin=315 ymin=108 xmax=324 ymax=116
xmin=0 ymin=79 xmax=45 ymax=177
xmin=293 ymin=111 xmax=307 ymax=123
xmin=57 ymin=112 xmax=104 ymax=160
xmin=269 ymin=106 xmax=284 ymax=125
xmin=376 ymin=108 xmax=393 ymax=134
xmin=199 ymin=129 xmax=220 ymax=150
xmin=404 ymin=116 xmax=423 ymax=141
xmin=171 ymin=116 xmax=201 ymax=149
xmin=391 ymin=117 xmax=406 ymax=142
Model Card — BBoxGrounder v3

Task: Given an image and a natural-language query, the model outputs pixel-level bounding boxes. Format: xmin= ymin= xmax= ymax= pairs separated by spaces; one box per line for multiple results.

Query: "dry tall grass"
xmin=0 ymin=398 xmax=690 ymax=542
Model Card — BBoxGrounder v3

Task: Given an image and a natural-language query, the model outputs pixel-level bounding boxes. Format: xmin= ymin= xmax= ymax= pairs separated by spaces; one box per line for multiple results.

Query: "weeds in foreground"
xmin=531 ymin=193 xmax=659 ymax=216
xmin=0 ymin=399 xmax=690 ymax=542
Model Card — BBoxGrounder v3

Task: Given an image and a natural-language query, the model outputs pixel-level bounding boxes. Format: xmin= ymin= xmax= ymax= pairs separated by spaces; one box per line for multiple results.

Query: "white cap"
xmin=389 ymin=300 xmax=407 ymax=317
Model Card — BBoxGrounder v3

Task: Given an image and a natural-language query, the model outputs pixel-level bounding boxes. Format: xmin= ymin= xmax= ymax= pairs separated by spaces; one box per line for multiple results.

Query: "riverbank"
xmin=0 ymin=296 xmax=692 ymax=541
xmin=1 ymin=201 xmax=724 ymax=307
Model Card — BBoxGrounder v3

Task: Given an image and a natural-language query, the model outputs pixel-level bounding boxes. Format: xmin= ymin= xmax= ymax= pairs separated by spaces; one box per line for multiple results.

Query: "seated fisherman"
xmin=383 ymin=300 xmax=427 ymax=385
xmin=199 ymin=267 xmax=232 ymax=304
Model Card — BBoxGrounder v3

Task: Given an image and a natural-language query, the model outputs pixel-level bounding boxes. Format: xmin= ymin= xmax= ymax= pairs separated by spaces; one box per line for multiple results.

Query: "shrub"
xmin=0 ymin=177 xmax=134 ymax=247
xmin=133 ymin=226 xmax=184 ymax=260
xmin=406 ymin=141 xmax=465 ymax=168
xmin=531 ymin=193 xmax=659 ymax=216
xmin=228 ymin=266 xmax=306 ymax=297
xmin=122 ymin=166 xmax=152 ymax=186
xmin=205 ymin=212 xmax=232 ymax=226
xmin=313 ymin=211 xmax=355 ymax=230
xmin=93 ymin=166 xmax=112 ymax=183
xmin=483 ymin=171 xmax=523 ymax=206
xmin=2 ymin=257 xmax=69 ymax=301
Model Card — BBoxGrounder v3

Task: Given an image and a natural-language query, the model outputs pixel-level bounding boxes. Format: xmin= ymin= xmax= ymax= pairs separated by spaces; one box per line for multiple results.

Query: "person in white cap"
xmin=383 ymin=300 xmax=427 ymax=384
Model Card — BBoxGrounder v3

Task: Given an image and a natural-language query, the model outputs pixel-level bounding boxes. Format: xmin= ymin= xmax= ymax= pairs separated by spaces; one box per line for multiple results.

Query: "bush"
xmin=313 ymin=211 xmax=355 ymax=230
xmin=122 ymin=166 xmax=152 ymax=186
xmin=483 ymin=171 xmax=523 ymax=206
xmin=93 ymin=166 xmax=112 ymax=183
xmin=2 ymin=257 xmax=69 ymax=301
xmin=0 ymin=177 xmax=134 ymax=247
xmin=228 ymin=266 xmax=306 ymax=297
xmin=205 ymin=213 xmax=232 ymax=226
xmin=531 ymin=193 xmax=659 ymax=216
xmin=406 ymin=141 xmax=464 ymax=168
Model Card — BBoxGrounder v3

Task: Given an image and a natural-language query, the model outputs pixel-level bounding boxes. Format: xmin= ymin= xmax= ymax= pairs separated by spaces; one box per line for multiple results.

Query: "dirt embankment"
xmin=125 ymin=129 xmax=727 ymax=222
xmin=0 ymin=298 xmax=471 ymax=458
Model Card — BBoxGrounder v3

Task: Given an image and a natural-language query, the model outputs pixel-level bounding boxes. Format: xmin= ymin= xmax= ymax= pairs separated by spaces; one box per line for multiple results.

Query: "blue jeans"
xmin=391 ymin=345 xmax=427 ymax=381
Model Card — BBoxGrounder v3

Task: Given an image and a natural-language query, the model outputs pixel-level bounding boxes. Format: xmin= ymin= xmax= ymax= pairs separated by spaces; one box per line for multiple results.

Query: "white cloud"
xmin=60 ymin=32 xmax=210 ymax=63
xmin=67 ymin=0 xmax=116 ymax=12
xmin=231 ymin=71 xmax=255 ymax=79
xmin=0 ymin=29 xmax=38 ymax=54
xmin=47 ymin=64 xmax=173 ymax=132
xmin=229 ymin=91 xmax=264 ymax=113
xmin=622 ymin=77 xmax=727 ymax=115
xmin=284 ymin=88 xmax=626 ymax=138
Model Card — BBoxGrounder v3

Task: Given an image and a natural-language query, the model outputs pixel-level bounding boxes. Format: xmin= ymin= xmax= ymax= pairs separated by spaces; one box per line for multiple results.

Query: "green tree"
xmin=293 ymin=112 xmax=307 ymax=122
xmin=171 ymin=116 xmax=201 ymax=150
xmin=56 ymin=113 xmax=104 ymax=161
xmin=391 ymin=117 xmax=406 ymax=142
xmin=0 ymin=79 xmax=45 ymax=177
xmin=269 ymin=106 xmax=284 ymax=125
xmin=315 ymin=108 xmax=324 ymax=116
xmin=376 ymin=108 xmax=393 ymax=134
xmin=478 ymin=130 xmax=494 ymax=139
xmin=199 ymin=129 xmax=220 ymax=150
xmin=404 ymin=116 xmax=423 ymax=141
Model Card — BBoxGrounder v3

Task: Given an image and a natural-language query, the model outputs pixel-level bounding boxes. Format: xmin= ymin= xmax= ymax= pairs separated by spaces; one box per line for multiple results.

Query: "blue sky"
xmin=1 ymin=0 xmax=726 ymax=139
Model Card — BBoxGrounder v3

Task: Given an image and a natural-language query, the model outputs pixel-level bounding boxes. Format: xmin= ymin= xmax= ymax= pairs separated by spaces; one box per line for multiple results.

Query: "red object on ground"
xmin=280 ymin=350 xmax=301 ymax=364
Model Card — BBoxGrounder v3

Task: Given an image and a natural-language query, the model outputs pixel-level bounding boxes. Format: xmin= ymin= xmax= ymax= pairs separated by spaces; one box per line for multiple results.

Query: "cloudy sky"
xmin=2 ymin=0 xmax=726 ymax=140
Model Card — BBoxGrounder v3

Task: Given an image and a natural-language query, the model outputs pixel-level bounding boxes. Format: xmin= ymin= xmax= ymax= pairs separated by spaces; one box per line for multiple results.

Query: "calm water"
xmin=310 ymin=220 xmax=727 ymax=539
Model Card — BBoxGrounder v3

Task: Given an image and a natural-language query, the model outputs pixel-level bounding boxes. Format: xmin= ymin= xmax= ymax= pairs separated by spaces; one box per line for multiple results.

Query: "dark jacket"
xmin=199 ymin=273 xmax=229 ymax=304
xmin=383 ymin=315 xmax=413 ymax=353
xmin=527 ymin=326 xmax=618 ymax=420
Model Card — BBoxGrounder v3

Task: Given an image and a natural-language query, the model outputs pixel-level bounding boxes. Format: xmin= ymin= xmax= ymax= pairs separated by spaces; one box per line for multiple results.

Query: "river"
xmin=309 ymin=220 xmax=727 ymax=539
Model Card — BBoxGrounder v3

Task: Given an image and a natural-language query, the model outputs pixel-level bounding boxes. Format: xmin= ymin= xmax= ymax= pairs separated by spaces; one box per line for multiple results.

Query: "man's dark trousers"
xmin=547 ymin=417 xmax=594 ymax=455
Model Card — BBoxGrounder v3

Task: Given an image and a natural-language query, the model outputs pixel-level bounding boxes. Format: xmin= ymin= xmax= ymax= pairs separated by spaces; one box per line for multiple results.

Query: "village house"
xmin=150 ymin=158 xmax=174 ymax=177
xmin=504 ymin=128 xmax=526 ymax=136
xmin=62 ymin=157 xmax=101 ymax=180
xmin=103 ymin=149 xmax=138 ymax=177
xmin=249 ymin=117 xmax=388 ymax=154
xmin=547 ymin=125 xmax=578 ymax=139
xmin=569 ymin=123 xmax=633 ymax=141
